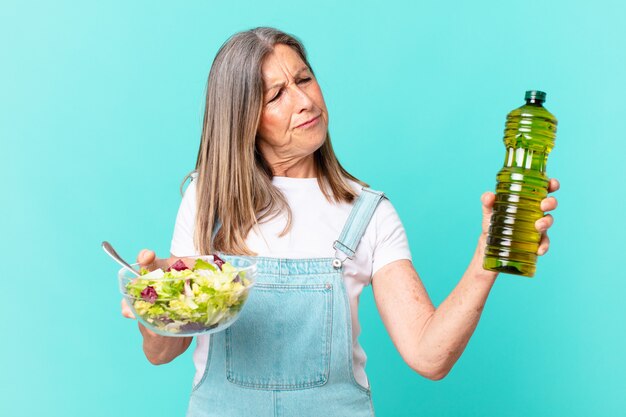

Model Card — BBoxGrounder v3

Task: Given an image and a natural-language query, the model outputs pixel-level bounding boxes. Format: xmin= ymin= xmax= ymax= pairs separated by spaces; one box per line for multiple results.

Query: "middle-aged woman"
xmin=121 ymin=27 xmax=559 ymax=416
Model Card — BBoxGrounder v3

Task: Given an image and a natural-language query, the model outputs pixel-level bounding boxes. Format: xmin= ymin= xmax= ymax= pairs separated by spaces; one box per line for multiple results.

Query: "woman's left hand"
xmin=480 ymin=178 xmax=560 ymax=256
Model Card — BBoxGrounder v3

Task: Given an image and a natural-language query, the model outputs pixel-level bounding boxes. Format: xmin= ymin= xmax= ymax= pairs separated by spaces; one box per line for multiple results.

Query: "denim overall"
xmin=187 ymin=187 xmax=386 ymax=417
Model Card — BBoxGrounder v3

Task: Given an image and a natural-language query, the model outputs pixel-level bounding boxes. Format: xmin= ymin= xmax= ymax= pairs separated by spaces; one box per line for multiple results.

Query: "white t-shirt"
xmin=170 ymin=174 xmax=412 ymax=389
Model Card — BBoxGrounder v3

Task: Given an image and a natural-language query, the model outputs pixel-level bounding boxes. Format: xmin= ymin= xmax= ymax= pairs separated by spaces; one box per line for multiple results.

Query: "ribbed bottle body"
xmin=483 ymin=93 xmax=557 ymax=277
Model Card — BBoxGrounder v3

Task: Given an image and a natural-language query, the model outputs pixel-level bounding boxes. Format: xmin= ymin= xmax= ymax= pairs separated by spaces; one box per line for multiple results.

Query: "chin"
xmin=314 ymin=130 xmax=328 ymax=148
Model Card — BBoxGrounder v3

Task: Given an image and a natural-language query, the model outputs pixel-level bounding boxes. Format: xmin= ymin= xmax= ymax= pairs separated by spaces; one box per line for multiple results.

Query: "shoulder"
xmin=345 ymin=178 xmax=381 ymax=197
xmin=345 ymin=179 xmax=405 ymax=242
xmin=345 ymin=179 xmax=393 ymax=214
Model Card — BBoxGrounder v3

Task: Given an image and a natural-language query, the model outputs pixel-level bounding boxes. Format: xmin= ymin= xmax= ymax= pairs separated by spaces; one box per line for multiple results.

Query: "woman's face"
xmin=256 ymin=44 xmax=329 ymax=176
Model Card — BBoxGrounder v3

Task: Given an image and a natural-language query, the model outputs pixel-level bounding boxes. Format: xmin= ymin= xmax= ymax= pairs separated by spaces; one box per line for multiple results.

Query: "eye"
xmin=269 ymin=90 xmax=282 ymax=103
xmin=267 ymin=78 xmax=312 ymax=104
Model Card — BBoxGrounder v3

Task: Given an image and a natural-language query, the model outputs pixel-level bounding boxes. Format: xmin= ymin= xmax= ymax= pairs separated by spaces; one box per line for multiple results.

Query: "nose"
xmin=292 ymin=84 xmax=314 ymax=113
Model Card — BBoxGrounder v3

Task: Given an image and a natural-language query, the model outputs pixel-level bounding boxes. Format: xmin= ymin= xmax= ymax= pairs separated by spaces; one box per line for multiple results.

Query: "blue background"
xmin=1 ymin=0 xmax=624 ymax=416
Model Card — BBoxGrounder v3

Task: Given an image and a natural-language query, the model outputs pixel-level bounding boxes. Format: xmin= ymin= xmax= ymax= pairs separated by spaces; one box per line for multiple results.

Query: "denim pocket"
xmin=225 ymin=282 xmax=333 ymax=390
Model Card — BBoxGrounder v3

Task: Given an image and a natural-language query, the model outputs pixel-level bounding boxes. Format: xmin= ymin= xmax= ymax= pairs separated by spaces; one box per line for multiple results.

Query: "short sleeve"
xmin=169 ymin=177 xmax=198 ymax=257
xmin=371 ymin=198 xmax=412 ymax=278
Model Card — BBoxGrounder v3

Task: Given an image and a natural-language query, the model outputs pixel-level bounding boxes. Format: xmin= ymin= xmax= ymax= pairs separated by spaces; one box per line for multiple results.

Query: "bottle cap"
xmin=525 ymin=90 xmax=546 ymax=103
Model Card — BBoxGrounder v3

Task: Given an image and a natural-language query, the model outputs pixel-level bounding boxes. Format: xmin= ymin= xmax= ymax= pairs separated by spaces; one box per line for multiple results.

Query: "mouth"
xmin=295 ymin=115 xmax=321 ymax=129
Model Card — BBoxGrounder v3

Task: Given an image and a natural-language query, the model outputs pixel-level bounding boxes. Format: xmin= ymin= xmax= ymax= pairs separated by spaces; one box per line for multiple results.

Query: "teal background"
xmin=1 ymin=0 xmax=624 ymax=416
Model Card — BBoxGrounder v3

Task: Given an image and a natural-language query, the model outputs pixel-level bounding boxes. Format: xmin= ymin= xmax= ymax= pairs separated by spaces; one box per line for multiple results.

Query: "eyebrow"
xmin=264 ymin=66 xmax=310 ymax=93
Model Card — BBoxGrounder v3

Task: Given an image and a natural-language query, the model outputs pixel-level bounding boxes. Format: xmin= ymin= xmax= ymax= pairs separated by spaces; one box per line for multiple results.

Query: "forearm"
xmin=415 ymin=234 xmax=497 ymax=378
xmin=139 ymin=323 xmax=193 ymax=365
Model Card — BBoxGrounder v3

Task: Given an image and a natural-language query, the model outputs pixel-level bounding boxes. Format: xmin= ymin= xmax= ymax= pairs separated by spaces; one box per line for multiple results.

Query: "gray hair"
xmin=185 ymin=27 xmax=366 ymax=255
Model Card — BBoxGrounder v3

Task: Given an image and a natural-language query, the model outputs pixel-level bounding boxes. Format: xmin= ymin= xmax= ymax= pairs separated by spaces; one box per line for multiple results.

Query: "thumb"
xmin=481 ymin=192 xmax=496 ymax=235
xmin=137 ymin=249 xmax=157 ymax=271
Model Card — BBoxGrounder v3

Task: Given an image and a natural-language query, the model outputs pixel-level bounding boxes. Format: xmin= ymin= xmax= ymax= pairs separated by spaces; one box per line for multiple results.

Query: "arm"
xmin=138 ymin=322 xmax=193 ymax=365
xmin=372 ymin=180 xmax=559 ymax=380
xmin=122 ymin=178 xmax=198 ymax=365
xmin=372 ymin=237 xmax=495 ymax=380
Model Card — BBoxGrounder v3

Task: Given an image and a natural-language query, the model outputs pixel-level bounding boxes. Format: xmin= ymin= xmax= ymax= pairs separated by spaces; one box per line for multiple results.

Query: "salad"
xmin=124 ymin=254 xmax=253 ymax=335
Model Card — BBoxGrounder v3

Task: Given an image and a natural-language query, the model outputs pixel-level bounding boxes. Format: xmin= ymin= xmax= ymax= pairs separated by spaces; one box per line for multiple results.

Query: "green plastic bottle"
xmin=483 ymin=90 xmax=557 ymax=277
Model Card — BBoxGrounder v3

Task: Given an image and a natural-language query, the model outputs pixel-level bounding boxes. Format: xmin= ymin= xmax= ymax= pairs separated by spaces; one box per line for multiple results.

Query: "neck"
xmin=270 ymin=154 xmax=317 ymax=178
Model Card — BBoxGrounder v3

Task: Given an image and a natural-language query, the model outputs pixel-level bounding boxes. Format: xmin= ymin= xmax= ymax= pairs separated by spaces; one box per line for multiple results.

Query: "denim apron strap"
xmin=332 ymin=187 xmax=386 ymax=269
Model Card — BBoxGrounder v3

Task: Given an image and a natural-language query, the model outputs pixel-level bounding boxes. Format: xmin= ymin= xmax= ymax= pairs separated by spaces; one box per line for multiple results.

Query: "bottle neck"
xmin=525 ymin=99 xmax=544 ymax=107
xmin=504 ymin=147 xmax=549 ymax=172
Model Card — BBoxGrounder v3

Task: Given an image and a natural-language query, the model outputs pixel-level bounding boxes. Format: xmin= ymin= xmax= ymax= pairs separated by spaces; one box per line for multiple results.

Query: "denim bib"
xmin=186 ymin=187 xmax=385 ymax=417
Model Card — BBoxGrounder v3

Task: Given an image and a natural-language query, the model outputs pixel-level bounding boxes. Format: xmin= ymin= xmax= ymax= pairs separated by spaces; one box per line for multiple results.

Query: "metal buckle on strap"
xmin=333 ymin=240 xmax=354 ymax=257
xmin=333 ymin=240 xmax=352 ymax=269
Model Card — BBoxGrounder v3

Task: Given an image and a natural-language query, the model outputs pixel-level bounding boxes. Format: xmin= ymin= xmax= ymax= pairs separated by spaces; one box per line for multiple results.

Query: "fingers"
xmin=537 ymin=233 xmax=550 ymax=256
xmin=535 ymin=214 xmax=554 ymax=232
xmin=537 ymin=178 xmax=558 ymax=256
xmin=540 ymin=196 xmax=558 ymax=212
xmin=548 ymin=178 xmax=560 ymax=193
xmin=539 ymin=178 xmax=560 ymax=211
xmin=481 ymin=191 xmax=495 ymax=208
xmin=121 ymin=298 xmax=136 ymax=319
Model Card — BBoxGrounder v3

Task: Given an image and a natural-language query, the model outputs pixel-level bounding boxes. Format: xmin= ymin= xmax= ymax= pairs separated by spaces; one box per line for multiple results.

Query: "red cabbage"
xmin=140 ymin=286 xmax=158 ymax=303
xmin=167 ymin=259 xmax=189 ymax=272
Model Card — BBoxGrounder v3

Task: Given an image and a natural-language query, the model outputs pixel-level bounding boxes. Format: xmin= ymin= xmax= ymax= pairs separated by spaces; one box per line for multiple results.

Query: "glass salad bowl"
xmin=119 ymin=254 xmax=256 ymax=337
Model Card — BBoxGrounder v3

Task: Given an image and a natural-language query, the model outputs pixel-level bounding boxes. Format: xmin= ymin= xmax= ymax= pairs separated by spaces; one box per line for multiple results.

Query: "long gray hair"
xmin=184 ymin=27 xmax=367 ymax=256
